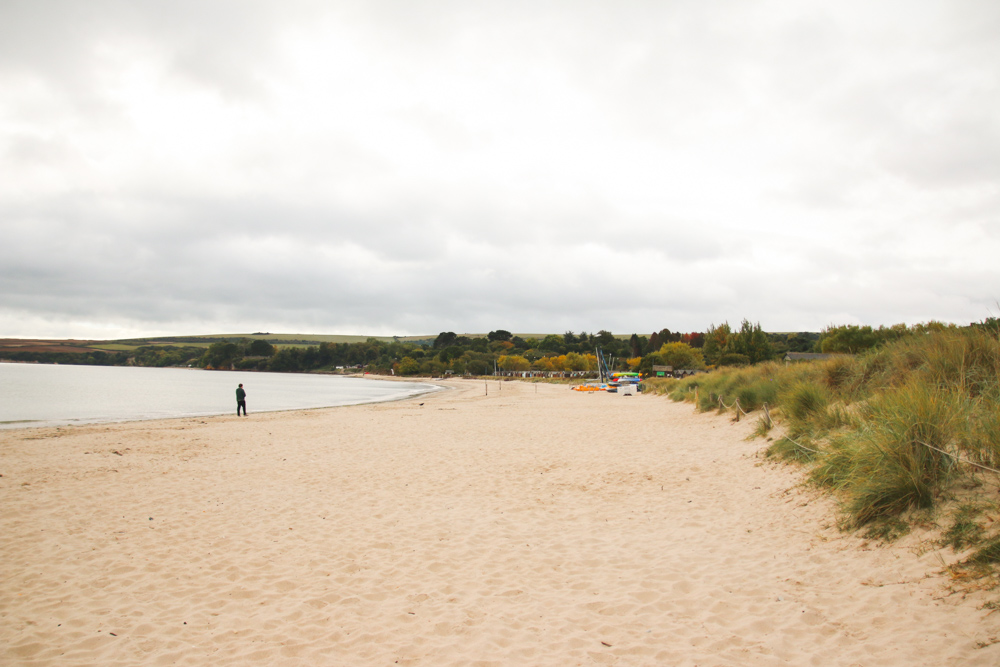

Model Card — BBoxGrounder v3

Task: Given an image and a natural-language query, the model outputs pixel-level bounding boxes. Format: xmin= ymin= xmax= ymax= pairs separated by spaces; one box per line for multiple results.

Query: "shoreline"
xmin=0 ymin=367 xmax=445 ymax=432
xmin=2 ymin=379 xmax=998 ymax=665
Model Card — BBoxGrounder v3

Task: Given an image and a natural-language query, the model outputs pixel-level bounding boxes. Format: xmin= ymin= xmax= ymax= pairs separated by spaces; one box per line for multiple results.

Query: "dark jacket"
xmin=236 ymin=387 xmax=246 ymax=401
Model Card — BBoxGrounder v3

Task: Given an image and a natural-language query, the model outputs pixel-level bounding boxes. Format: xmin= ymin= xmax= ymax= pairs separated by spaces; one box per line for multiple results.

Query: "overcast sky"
xmin=2 ymin=0 xmax=998 ymax=340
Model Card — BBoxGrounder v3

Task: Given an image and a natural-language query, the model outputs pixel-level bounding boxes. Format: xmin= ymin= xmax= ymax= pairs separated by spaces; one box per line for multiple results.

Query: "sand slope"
xmin=2 ymin=379 xmax=998 ymax=665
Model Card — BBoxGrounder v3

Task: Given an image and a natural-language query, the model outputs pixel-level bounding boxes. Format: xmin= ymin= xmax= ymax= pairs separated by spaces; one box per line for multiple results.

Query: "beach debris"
xmin=601 ymin=641 xmax=612 ymax=647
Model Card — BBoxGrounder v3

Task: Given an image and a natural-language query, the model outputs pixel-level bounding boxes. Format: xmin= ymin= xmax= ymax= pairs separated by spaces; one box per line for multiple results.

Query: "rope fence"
xmin=778 ymin=435 xmax=822 ymax=455
xmin=714 ymin=394 xmax=752 ymax=420
xmin=915 ymin=440 xmax=1000 ymax=476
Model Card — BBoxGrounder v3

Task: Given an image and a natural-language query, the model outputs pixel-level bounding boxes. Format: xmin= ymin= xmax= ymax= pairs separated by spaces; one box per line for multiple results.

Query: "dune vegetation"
xmin=646 ymin=324 xmax=1000 ymax=580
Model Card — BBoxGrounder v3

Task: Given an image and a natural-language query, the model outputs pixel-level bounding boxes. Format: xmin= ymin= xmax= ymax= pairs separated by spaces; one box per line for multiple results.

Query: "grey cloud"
xmin=2 ymin=1 xmax=999 ymax=337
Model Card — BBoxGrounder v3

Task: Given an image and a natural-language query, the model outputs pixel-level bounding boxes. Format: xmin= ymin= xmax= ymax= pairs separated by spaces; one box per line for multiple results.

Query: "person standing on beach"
xmin=236 ymin=383 xmax=247 ymax=416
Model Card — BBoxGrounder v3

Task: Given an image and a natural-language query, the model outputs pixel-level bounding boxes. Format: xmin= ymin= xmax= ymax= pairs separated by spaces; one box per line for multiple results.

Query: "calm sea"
xmin=0 ymin=363 xmax=440 ymax=430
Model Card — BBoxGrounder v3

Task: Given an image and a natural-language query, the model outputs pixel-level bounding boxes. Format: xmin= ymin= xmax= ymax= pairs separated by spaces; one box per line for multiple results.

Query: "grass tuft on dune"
xmin=649 ymin=327 xmax=1000 ymax=575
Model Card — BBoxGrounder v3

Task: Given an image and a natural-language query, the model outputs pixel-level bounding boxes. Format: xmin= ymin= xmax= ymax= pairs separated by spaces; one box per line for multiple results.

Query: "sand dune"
xmin=2 ymin=379 xmax=998 ymax=665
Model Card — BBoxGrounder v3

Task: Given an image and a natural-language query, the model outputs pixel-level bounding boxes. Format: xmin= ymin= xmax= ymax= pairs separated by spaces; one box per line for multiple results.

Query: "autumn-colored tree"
xmin=498 ymin=355 xmax=531 ymax=371
xmin=531 ymin=356 xmax=557 ymax=372
xmin=489 ymin=340 xmax=515 ymax=353
xmin=681 ymin=332 xmax=705 ymax=348
xmin=561 ymin=352 xmax=596 ymax=371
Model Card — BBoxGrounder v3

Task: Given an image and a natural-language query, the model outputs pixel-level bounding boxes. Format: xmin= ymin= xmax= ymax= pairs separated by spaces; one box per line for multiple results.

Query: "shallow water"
xmin=0 ymin=363 xmax=438 ymax=429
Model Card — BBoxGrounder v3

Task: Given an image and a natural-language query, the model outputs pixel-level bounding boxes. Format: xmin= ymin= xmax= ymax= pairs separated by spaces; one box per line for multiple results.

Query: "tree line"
xmin=5 ymin=319 xmax=991 ymax=375
xmin=198 ymin=323 xmax=790 ymax=375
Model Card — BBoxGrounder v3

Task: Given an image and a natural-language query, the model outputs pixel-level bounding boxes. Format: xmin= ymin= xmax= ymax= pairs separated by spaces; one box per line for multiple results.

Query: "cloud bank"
xmin=2 ymin=0 xmax=998 ymax=338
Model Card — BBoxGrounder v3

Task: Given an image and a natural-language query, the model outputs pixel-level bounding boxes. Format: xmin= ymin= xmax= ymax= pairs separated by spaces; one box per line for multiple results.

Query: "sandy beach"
xmin=2 ymin=379 xmax=998 ymax=666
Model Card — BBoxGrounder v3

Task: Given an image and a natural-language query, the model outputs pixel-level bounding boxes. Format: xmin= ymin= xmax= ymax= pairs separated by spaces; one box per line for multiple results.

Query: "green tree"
xmin=818 ymin=325 xmax=879 ymax=354
xmin=204 ymin=341 xmax=241 ymax=369
xmin=539 ymin=334 xmax=566 ymax=354
xmin=596 ymin=330 xmax=616 ymax=347
xmin=268 ymin=348 xmax=302 ymax=372
xmin=248 ymin=339 xmax=276 ymax=357
xmin=658 ymin=342 xmax=706 ymax=369
xmin=628 ymin=333 xmax=642 ymax=358
xmin=397 ymin=357 xmax=421 ymax=375
xmin=466 ymin=359 xmax=491 ymax=375
xmin=702 ymin=322 xmax=731 ymax=365
xmin=433 ymin=332 xmax=458 ymax=349
xmin=724 ymin=319 xmax=773 ymax=364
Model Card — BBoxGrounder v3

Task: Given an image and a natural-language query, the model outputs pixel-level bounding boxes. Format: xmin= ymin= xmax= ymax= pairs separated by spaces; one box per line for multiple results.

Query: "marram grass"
xmin=663 ymin=327 xmax=1000 ymax=534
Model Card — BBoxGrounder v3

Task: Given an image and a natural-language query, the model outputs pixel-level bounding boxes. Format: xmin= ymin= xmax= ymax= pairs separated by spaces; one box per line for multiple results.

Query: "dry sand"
xmin=2 ymin=379 xmax=999 ymax=666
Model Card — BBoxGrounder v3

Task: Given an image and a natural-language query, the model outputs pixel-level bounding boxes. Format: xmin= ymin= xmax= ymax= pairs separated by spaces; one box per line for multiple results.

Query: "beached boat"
xmin=606 ymin=371 xmax=641 ymax=393
xmin=571 ymin=380 xmax=607 ymax=392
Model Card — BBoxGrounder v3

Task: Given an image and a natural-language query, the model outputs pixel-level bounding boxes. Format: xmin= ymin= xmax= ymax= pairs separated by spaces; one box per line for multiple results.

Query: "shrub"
xmin=736 ymin=385 xmax=761 ymax=411
xmin=823 ymin=355 xmax=855 ymax=391
xmin=717 ymin=353 xmax=750 ymax=367
xmin=677 ymin=327 xmax=1000 ymax=554
xmin=784 ymin=382 xmax=828 ymax=428
xmin=831 ymin=384 xmax=965 ymax=525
